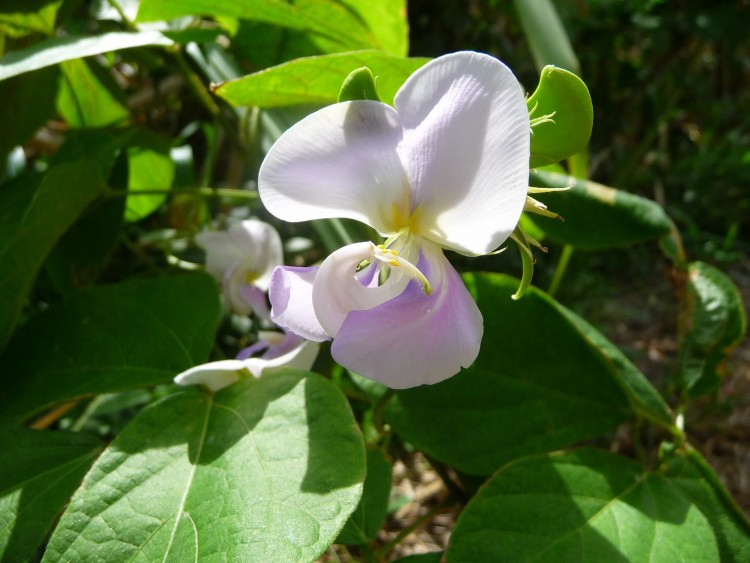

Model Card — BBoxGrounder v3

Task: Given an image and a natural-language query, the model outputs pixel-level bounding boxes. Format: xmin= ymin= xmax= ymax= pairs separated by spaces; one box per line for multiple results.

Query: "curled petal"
xmin=312 ymin=242 xmax=410 ymax=337
xmin=245 ymin=338 xmax=320 ymax=378
xmin=331 ymin=241 xmax=483 ymax=388
xmin=269 ymin=266 xmax=329 ymax=342
xmin=395 ymin=51 xmax=530 ymax=256
xmin=259 ymin=101 xmax=410 ymax=234
xmin=174 ymin=360 xmax=245 ymax=392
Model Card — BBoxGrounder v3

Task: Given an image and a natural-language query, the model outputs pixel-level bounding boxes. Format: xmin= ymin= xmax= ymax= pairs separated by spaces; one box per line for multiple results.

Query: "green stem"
xmin=106 ymin=0 xmax=136 ymax=30
xmin=372 ymin=389 xmax=395 ymax=436
xmin=106 ymin=187 xmax=259 ymax=201
xmin=172 ymin=49 xmax=221 ymax=118
xmin=71 ymin=394 xmax=109 ymax=432
xmin=548 ymin=243 xmax=574 ymax=297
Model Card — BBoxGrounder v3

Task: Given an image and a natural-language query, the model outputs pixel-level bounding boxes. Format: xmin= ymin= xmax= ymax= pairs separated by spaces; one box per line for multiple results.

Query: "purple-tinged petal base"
xmin=269 ymin=265 xmax=330 ymax=342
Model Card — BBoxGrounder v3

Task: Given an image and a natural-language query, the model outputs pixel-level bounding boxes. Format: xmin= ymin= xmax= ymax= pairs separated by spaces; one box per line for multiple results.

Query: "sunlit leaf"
xmin=678 ymin=261 xmax=746 ymax=396
xmin=0 ymin=0 xmax=61 ymax=38
xmin=665 ymin=448 xmax=750 ymax=562
xmin=215 ymin=50 xmax=428 ymax=108
xmin=43 ymin=372 xmax=365 ymax=562
xmin=528 ymin=66 xmax=593 ymax=168
xmin=124 ymin=131 xmax=176 ymax=222
xmin=447 ymin=448 xmax=719 ymax=561
xmin=57 ymin=58 xmax=129 ymax=128
xmin=0 ymin=274 xmax=220 ymax=424
xmin=385 ymin=273 xmax=668 ymax=475
xmin=527 ymin=170 xmax=672 ymax=249
xmin=0 ymin=426 xmax=102 ymax=562
xmin=0 ymin=31 xmax=174 ymax=81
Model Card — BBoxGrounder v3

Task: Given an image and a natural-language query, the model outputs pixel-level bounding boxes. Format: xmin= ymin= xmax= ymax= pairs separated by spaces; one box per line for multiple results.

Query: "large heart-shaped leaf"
xmin=43 ymin=371 xmax=365 ymax=562
xmin=0 ymin=427 xmax=102 ymax=562
xmin=0 ymin=274 xmax=220 ymax=424
xmin=447 ymin=448 xmax=720 ymax=562
xmin=384 ymin=273 xmax=670 ymax=475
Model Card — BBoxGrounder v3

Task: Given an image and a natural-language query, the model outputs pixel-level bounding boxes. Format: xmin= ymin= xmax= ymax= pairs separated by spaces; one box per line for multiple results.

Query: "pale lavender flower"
xmin=173 ymin=330 xmax=319 ymax=391
xmin=196 ymin=218 xmax=282 ymax=317
xmin=259 ymin=51 xmax=530 ymax=388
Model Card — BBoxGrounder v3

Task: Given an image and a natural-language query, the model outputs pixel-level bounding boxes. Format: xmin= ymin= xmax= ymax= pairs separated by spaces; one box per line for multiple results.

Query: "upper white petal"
xmin=312 ymin=242 xmax=411 ymax=337
xmin=394 ymin=51 xmax=530 ymax=255
xmin=259 ymin=101 xmax=410 ymax=234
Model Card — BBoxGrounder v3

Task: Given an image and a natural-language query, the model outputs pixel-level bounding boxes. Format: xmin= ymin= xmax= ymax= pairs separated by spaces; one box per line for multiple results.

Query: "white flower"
xmin=196 ymin=218 xmax=283 ymax=316
xmin=258 ymin=52 xmax=530 ymax=388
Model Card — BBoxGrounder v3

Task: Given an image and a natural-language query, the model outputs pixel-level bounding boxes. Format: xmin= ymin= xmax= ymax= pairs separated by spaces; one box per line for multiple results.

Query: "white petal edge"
xmin=395 ymin=51 xmax=530 ymax=255
xmin=245 ymin=339 xmax=320 ymax=378
xmin=259 ymin=101 xmax=410 ymax=234
xmin=174 ymin=360 xmax=245 ymax=392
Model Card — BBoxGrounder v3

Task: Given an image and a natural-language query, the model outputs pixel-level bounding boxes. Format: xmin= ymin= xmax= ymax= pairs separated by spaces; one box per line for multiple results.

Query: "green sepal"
xmin=338 ymin=66 xmax=381 ymax=103
xmin=527 ymin=65 xmax=593 ymax=168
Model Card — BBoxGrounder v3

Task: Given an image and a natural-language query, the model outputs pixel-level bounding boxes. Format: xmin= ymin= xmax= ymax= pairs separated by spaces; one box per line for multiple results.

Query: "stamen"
xmin=369 ymin=242 xmax=432 ymax=295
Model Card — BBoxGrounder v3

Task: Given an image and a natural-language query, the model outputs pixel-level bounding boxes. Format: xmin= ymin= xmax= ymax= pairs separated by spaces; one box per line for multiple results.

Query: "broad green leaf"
xmin=392 ymin=554 xmax=443 ymax=563
xmin=556 ymin=303 xmax=673 ymax=428
xmin=513 ymin=0 xmax=580 ymax=75
xmin=385 ymin=273 xmax=642 ymax=475
xmin=0 ymin=66 xmax=59 ymax=158
xmin=337 ymin=448 xmax=392 ymax=545
xmin=0 ymin=426 xmax=102 ymax=562
xmin=215 ymin=50 xmax=428 ymax=108
xmin=678 ymin=261 xmax=747 ymax=396
xmin=447 ymin=448 xmax=720 ymax=562
xmin=45 ymin=197 xmax=125 ymax=295
xmin=0 ymin=31 xmax=174 ymax=81
xmin=57 ymin=58 xmax=129 ymax=128
xmin=0 ymin=0 xmax=61 ymax=38
xmin=527 ymin=170 xmax=672 ymax=249
xmin=0 ymin=159 xmax=105 ymax=351
xmin=138 ymin=0 xmax=402 ymax=54
xmin=124 ymin=131 xmax=176 ymax=222
xmin=665 ymin=448 xmax=750 ymax=562
xmin=0 ymin=274 xmax=220 ymax=424
xmin=339 ymin=0 xmax=408 ymax=57
xmin=43 ymin=372 xmax=365 ymax=562
xmin=528 ymin=66 xmax=593 ymax=168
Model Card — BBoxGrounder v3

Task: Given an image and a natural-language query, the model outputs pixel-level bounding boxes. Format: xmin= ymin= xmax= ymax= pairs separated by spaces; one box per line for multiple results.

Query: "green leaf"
xmin=124 ymin=131 xmax=176 ymax=222
xmin=57 ymin=58 xmax=129 ymax=128
xmin=527 ymin=170 xmax=672 ymax=249
xmin=43 ymin=371 xmax=365 ymax=562
xmin=338 ymin=66 xmax=381 ymax=102
xmin=678 ymin=261 xmax=747 ymax=396
xmin=0 ymin=0 xmax=61 ymax=38
xmin=138 ymin=0 xmax=404 ymax=55
xmin=336 ymin=448 xmax=392 ymax=545
xmin=665 ymin=448 xmax=750 ymax=562
xmin=447 ymin=448 xmax=720 ymax=562
xmin=0 ymin=159 xmax=106 ymax=351
xmin=0 ymin=274 xmax=220 ymax=424
xmin=215 ymin=50 xmax=428 ymax=108
xmin=392 ymin=554 xmax=442 ymax=563
xmin=0 ymin=31 xmax=174 ymax=81
xmin=513 ymin=0 xmax=580 ymax=75
xmin=528 ymin=66 xmax=593 ymax=168
xmin=385 ymin=273 xmax=644 ymax=475
xmin=0 ymin=426 xmax=102 ymax=562
xmin=0 ymin=66 xmax=59 ymax=158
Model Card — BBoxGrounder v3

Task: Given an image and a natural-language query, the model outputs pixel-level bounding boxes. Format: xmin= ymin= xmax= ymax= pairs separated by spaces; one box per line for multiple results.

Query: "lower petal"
xmin=174 ymin=360 xmax=245 ymax=391
xmin=331 ymin=242 xmax=483 ymax=388
xmin=269 ymin=265 xmax=330 ymax=342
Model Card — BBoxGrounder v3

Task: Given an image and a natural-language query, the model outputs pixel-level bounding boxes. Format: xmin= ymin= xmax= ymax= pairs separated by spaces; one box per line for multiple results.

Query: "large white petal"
xmin=259 ymin=101 xmax=410 ymax=234
xmin=331 ymin=241 xmax=483 ymax=388
xmin=395 ymin=51 xmax=530 ymax=256
xmin=312 ymin=242 xmax=411 ymax=337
